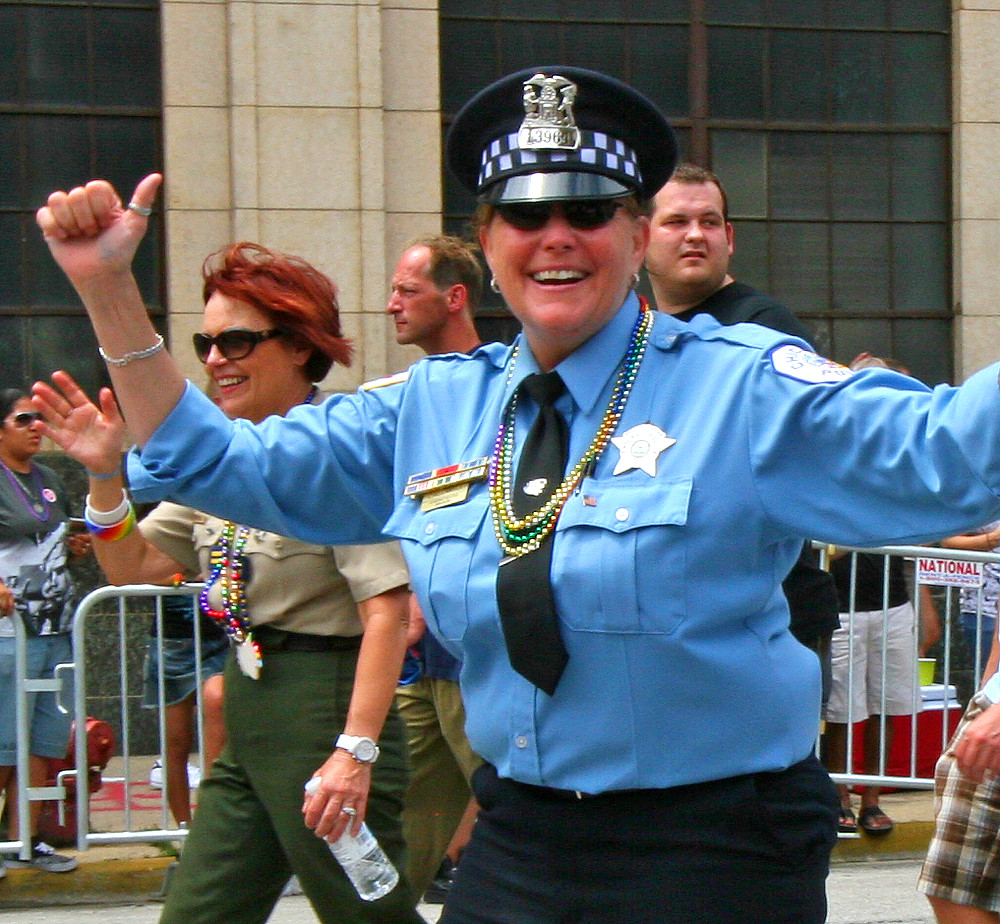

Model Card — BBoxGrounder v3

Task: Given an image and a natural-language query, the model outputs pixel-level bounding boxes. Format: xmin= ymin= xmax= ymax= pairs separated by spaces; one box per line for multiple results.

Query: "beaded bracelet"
xmin=84 ymin=491 xmax=137 ymax=541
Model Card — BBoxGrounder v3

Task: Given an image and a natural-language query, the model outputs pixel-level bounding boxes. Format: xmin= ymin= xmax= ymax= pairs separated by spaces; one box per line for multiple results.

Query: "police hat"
xmin=446 ymin=66 xmax=677 ymax=204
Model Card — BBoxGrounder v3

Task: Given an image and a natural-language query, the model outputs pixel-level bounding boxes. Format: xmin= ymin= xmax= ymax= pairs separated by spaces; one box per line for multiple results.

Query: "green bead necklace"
xmin=488 ymin=300 xmax=652 ymax=558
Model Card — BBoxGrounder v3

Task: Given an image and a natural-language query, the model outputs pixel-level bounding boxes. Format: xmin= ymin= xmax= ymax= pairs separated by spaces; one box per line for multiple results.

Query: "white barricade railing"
xmin=815 ymin=542 xmax=1000 ymax=793
xmin=2 ymin=583 xmax=212 ymax=854
xmin=70 ymin=583 xmax=211 ymax=850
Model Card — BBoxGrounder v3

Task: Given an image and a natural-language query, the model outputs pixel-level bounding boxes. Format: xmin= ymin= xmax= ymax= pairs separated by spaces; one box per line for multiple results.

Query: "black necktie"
xmin=496 ymin=372 xmax=570 ymax=695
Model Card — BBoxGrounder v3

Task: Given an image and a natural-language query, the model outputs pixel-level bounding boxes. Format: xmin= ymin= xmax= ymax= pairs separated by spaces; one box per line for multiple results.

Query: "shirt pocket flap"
xmin=557 ymin=477 xmax=692 ymax=533
xmin=387 ymin=493 xmax=490 ymax=547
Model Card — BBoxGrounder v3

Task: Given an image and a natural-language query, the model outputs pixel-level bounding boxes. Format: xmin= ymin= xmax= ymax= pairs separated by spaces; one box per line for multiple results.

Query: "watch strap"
xmin=336 ymin=733 xmax=380 ymax=763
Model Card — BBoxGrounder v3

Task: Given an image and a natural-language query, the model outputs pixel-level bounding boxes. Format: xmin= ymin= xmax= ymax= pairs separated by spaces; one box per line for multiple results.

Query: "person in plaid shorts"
xmin=919 ymin=638 xmax=1000 ymax=923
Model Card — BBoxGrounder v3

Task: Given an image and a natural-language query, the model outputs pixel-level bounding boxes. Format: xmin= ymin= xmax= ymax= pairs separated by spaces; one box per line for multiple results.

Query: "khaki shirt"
xmin=140 ymin=502 xmax=409 ymax=636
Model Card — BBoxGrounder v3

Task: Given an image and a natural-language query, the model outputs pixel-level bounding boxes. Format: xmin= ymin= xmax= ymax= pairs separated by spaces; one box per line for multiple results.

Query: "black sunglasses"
xmin=192 ymin=328 xmax=286 ymax=363
xmin=9 ymin=411 xmax=43 ymax=428
xmin=495 ymin=199 xmax=626 ymax=232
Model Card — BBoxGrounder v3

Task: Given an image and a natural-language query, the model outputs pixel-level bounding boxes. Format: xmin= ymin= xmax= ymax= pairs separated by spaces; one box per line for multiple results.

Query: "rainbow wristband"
xmin=84 ymin=504 xmax=136 ymax=541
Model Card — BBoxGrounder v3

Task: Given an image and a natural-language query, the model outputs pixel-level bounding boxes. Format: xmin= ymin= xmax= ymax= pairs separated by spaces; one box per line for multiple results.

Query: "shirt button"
xmin=424 ymin=522 xmax=436 ymax=536
xmin=515 ymin=735 xmax=528 ymax=749
xmin=615 ymin=507 xmax=630 ymax=522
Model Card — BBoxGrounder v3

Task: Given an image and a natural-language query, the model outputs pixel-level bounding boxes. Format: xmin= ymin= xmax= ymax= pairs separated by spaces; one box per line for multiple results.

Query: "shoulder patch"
xmin=769 ymin=344 xmax=853 ymax=384
xmin=361 ymin=370 xmax=410 ymax=391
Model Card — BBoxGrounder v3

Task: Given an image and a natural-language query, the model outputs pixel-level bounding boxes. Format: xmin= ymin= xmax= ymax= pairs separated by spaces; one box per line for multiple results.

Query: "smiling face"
xmin=645 ymin=179 xmax=734 ymax=312
xmin=199 ymin=293 xmax=312 ymax=423
xmin=0 ymin=398 xmax=43 ymax=469
xmin=479 ymin=202 xmax=649 ymax=370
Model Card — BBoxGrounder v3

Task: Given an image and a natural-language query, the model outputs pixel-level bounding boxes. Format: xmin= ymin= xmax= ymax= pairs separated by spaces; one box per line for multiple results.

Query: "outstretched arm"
xmin=35 ymin=173 xmax=184 ymax=446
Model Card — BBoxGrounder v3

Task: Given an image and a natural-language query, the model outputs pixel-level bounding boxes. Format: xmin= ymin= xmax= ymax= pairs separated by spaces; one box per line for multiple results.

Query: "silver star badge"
xmin=611 ymin=424 xmax=675 ymax=477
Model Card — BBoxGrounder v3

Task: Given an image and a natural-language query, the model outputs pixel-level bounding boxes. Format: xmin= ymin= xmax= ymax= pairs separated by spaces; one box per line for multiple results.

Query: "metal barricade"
xmin=3 ymin=583 xmax=216 ymax=854
xmin=816 ymin=542 xmax=1000 ymax=794
xmin=71 ymin=583 xmax=214 ymax=850
xmin=0 ymin=605 xmax=73 ymax=861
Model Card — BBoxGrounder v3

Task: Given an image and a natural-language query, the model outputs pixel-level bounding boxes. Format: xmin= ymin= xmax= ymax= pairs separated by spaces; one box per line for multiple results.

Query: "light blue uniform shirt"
xmin=128 ymin=294 xmax=1000 ymax=792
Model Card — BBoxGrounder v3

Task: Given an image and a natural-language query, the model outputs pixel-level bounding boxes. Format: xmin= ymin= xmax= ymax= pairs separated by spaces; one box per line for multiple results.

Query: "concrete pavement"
xmin=0 ymin=773 xmax=939 ymax=912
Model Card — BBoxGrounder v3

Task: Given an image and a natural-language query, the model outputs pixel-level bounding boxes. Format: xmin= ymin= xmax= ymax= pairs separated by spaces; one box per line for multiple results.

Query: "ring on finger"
xmin=127 ymin=201 xmax=153 ymax=217
xmin=340 ymin=806 xmax=357 ymax=817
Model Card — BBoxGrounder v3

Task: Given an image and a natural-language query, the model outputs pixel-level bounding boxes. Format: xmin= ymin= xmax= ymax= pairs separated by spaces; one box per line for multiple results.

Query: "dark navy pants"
xmin=441 ymin=755 xmax=839 ymax=924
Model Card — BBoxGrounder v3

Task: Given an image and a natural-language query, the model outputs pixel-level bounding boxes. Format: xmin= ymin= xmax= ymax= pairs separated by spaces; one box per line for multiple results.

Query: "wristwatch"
xmin=336 ymin=734 xmax=380 ymax=764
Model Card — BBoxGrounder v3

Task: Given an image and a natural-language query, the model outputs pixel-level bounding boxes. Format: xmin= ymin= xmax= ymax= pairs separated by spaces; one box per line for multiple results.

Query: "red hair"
xmin=202 ymin=242 xmax=352 ymax=381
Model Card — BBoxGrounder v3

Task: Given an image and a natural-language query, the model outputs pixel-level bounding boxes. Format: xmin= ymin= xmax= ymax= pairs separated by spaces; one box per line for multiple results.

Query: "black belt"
xmin=252 ymin=625 xmax=362 ymax=653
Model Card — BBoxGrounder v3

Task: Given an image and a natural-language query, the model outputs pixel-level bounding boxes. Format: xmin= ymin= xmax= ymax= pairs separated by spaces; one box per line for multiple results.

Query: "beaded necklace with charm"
xmin=198 ymin=386 xmax=318 ymax=677
xmin=489 ymin=300 xmax=653 ymax=558
xmin=200 ymin=520 xmax=260 ymax=677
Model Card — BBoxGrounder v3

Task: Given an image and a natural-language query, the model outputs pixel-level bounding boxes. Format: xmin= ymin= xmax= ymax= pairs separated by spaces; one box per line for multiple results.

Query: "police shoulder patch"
xmin=769 ymin=344 xmax=852 ymax=384
xmin=361 ymin=370 xmax=410 ymax=391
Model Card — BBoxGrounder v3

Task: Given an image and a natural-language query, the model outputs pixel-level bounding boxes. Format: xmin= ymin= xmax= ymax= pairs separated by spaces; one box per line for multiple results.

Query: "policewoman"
xmin=34 ymin=67 xmax=1000 ymax=923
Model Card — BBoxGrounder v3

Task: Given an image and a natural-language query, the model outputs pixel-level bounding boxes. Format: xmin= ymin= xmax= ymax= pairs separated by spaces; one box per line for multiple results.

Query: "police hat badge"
xmin=447 ymin=65 xmax=677 ymax=204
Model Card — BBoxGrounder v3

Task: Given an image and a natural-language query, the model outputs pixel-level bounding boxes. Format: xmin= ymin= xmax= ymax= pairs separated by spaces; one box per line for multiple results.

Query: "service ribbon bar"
xmin=404 ymin=457 xmax=491 ymax=498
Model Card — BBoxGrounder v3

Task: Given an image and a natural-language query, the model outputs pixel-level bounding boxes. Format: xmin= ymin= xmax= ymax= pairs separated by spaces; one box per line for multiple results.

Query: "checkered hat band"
xmin=479 ymin=130 xmax=641 ymax=189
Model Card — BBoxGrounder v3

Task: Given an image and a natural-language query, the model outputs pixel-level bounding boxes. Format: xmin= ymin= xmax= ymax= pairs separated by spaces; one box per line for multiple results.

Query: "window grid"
xmin=1 ymin=0 xmax=162 ymax=395
xmin=440 ymin=1 xmax=952 ymax=383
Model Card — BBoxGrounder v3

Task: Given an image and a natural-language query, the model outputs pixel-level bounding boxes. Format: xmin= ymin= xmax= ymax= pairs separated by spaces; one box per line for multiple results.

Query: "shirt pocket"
xmin=554 ymin=476 xmax=692 ymax=635
xmin=389 ymin=495 xmax=490 ymax=644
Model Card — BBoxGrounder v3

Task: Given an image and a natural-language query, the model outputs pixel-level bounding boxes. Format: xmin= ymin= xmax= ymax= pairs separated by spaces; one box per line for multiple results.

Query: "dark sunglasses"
xmin=495 ymin=199 xmax=626 ymax=232
xmin=9 ymin=411 xmax=43 ymax=428
xmin=192 ymin=328 xmax=286 ymax=363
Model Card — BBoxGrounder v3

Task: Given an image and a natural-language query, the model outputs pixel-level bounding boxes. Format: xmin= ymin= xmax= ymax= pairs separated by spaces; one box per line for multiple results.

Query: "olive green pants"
xmin=396 ymin=676 xmax=483 ymax=897
xmin=160 ymin=648 xmax=422 ymax=924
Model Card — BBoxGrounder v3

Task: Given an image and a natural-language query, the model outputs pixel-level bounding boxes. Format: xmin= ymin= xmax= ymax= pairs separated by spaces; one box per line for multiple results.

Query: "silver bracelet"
xmin=99 ymin=334 xmax=165 ymax=368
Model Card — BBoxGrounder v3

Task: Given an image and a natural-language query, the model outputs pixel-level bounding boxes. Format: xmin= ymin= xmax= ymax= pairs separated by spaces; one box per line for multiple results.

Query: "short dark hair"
xmin=404 ymin=235 xmax=484 ymax=310
xmin=0 ymin=388 xmax=29 ymax=421
xmin=668 ymin=163 xmax=729 ymax=222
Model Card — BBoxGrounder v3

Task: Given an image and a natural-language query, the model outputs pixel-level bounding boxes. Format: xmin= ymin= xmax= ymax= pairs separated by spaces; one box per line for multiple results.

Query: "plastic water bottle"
xmin=304 ymin=777 xmax=399 ymax=901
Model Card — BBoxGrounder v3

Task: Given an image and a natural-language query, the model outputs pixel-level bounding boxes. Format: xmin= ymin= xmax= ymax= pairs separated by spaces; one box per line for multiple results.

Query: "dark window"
xmin=440 ymin=1 xmax=952 ymax=383
xmin=0 ymin=0 xmax=163 ymax=396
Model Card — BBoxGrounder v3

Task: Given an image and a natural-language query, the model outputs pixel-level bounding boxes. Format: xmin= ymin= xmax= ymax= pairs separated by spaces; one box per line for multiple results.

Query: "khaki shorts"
xmin=918 ymin=692 xmax=1000 ymax=911
xmin=825 ymin=601 xmax=919 ymax=723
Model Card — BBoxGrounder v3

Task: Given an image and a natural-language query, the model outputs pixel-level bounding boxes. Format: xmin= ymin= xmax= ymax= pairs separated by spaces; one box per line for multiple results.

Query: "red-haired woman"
xmin=37 ymin=243 xmax=421 ymax=923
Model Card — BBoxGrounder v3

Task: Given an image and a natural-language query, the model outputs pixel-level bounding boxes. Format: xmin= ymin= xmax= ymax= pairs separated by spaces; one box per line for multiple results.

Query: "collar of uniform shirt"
xmin=507 ymin=291 xmax=646 ymax=417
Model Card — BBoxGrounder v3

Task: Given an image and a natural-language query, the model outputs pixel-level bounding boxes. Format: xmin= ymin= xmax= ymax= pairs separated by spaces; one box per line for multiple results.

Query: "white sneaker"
xmin=149 ymin=760 xmax=201 ymax=790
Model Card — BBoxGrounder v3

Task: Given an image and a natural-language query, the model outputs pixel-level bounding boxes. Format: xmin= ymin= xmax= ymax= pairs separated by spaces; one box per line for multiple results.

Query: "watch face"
xmin=354 ymin=739 xmax=378 ymax=762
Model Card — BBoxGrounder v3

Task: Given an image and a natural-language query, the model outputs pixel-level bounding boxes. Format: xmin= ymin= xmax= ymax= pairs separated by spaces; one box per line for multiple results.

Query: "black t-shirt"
xmin=830 ymin=553 xmax=909 ymax=613
xmin=675 ymin=281 xmax=815 ymax=343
